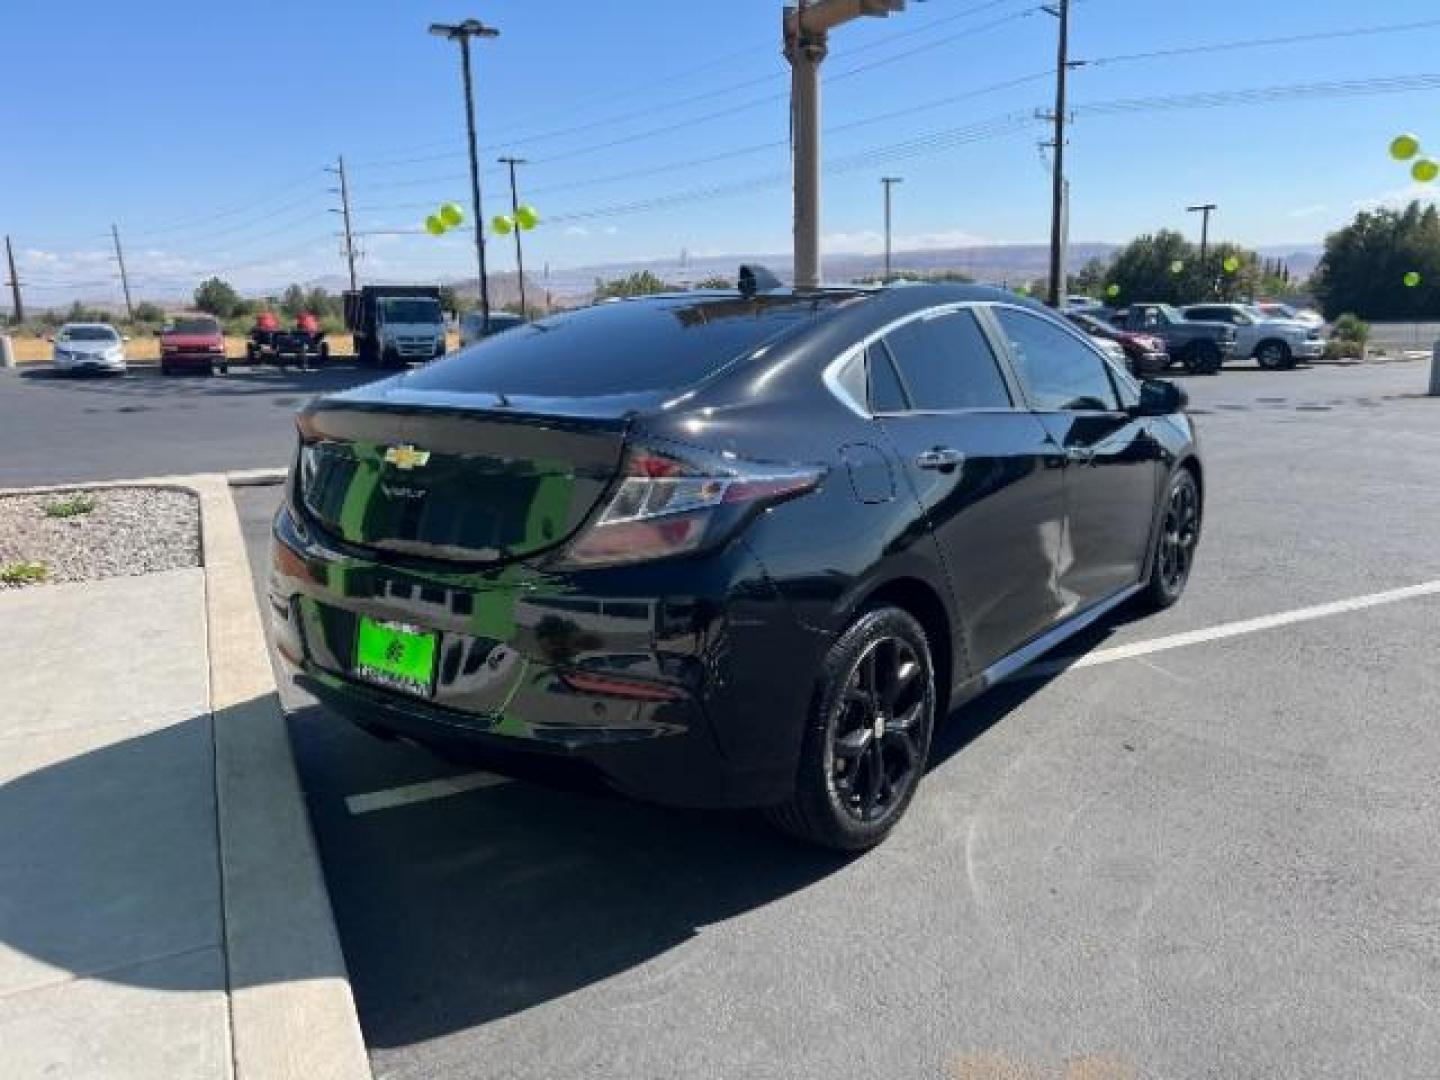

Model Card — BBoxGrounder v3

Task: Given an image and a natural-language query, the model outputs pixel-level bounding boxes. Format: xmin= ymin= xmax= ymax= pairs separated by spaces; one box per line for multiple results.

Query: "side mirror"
xmin=1136 ymin=378 xmax=1187 ymax=416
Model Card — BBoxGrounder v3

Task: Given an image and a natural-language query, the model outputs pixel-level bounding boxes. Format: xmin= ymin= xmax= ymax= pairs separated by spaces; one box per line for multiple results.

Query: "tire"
xmin=1255 ymin=339 xmax=1291 ymax=371
xmin=318 ymin=341 xmax=330 ymax=363
xmin=766 ymin=606 xmax=937 ymax=851
xmin=160 ymin=361 xmax=172 ymax=376
xmin=1184 ymin=341 xmax=1222 ymax=375
xmin=1138 ymin=469 xmax=1202 ymax=611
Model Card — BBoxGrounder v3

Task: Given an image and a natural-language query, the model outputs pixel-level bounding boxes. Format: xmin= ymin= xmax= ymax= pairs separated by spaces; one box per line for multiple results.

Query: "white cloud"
xmin=1353 ymin=183 xmax=1440 ymax=211
xmin=1286 ymin=203 xmax=1328 ymax=219
xmin=821 ymin=228 xmax=992 ymax=255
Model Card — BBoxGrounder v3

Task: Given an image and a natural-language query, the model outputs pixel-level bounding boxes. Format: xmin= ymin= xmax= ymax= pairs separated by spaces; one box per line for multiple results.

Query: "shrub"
xmin=1 ymin=561 xmax=48 ymax=586
xmin=1332 ymin=312 xmax=1370 ymax=345
xmin=43 ymin=494 xmax=98 ymax=519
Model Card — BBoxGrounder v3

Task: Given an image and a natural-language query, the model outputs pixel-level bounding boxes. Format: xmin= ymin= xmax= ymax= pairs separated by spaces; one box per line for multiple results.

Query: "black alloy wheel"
xmin=1142 ymin=470 xmax=1201 ymax=609
xmin=768 ymin=607 xmax=936 ymax=850
xmin=1255 ymin=340 xmax=1292 ymax=370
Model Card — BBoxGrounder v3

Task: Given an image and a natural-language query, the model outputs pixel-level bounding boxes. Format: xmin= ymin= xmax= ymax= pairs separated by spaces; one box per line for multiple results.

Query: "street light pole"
xmin=1043 ymin=0 xmax=1071 ymax=307
xmin=1187 ymin=202 xmax=1217 ymax=297
xmin=498 ymin=156 xmax=529 ymax=318
xmin=881 ymin=176 xmax=902 ymax=283
xmin=430 ymin=19 xmax=499 ymax=329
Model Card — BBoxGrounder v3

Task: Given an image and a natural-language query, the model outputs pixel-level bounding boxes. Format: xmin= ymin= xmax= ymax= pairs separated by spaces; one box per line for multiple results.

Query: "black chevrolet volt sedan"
xmin=270 ymin=277 xmax=1202 ymax=849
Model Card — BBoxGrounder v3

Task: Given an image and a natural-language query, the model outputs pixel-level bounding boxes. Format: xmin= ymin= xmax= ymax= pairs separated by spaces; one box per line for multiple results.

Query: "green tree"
xmin=1105 ymin=230 xmax=1198 ymax=305
xmin=692 ymin=275 xmax=734 ymax=290
xmin=593 ymin=270 xmax=676 ymax=299
xmin=1311 ymin=201 xmax=1440 ymax=319
xmin=132 ymin=301 xmax=165 ymax=323
xmin=278 ymin=284 xmax=307 ymax=319
xmin=194 ymin=277 xmax=243 ymax=318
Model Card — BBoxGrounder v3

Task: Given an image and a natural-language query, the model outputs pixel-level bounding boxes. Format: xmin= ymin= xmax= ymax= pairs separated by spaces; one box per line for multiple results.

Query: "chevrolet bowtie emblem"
xmin=383 ymin=444 xmax=431 ymax=470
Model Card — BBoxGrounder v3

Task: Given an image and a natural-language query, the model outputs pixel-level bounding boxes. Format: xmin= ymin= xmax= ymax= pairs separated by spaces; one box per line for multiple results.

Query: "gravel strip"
xmin=0 ymin=487 xmax=200 ymax=588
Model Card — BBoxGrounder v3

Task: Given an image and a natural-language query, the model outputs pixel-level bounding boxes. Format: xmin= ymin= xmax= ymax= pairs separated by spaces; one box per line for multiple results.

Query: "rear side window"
xmin=403 ymin=295 xmax=838 ymax=397
xmin=877 ymin=309 xmax=1012 ymax=411
xmin=866 ymin=345 xmax=909 ymax=412
xmin=994 ymin=307 xmax=1119 ymax=412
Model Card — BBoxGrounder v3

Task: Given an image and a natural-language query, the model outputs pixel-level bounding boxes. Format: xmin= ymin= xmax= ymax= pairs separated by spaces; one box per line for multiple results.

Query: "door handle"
xmin=915 ymin=447 xmax=966 ymax=471
xmin=1065 ymin=446 xmax=1095 ymax=465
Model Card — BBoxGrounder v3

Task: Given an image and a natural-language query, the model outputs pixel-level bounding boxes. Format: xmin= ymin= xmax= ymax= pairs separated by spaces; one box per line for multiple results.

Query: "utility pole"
xmin=4 ymin=236 xmax=23 ymax=325
xmin=784 ymin=0 xmax=905 ymax=289
xmin=881 ymin=176 xmax=903 ymax=283
xmin=430 ymin=19 xmax=500 ymax=330
xmin=327 ymin=155 xmax=360 ymax=292
xmin=110 ymin=224 xmax=134 ymax=321
xmin=1043 ymin=0 xmax=1071 ymax=308
xmin=497 ymin=156 xmax=529 ymax=317
xmin=1187 ymin=202 xmax=1217 ymax=297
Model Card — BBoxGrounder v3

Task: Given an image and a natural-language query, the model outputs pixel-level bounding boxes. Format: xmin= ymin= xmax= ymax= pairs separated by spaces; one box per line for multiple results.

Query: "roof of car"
xmin=59 ymin=322 xmax=117 ymax=330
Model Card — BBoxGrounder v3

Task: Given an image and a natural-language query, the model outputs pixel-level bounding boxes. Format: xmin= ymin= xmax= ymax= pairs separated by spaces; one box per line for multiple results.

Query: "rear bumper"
xmin=162 ymin=350 xmax=224 ymax=368
xmin=1293 ymin=339 xmax=1325 ymax=360
xmin=268 ymin=499 xmax=824 ymax=808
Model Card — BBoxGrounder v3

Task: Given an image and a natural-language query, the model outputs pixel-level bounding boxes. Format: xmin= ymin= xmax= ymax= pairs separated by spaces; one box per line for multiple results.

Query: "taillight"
xmin=560 ymin=446 xmax=823 ymax=568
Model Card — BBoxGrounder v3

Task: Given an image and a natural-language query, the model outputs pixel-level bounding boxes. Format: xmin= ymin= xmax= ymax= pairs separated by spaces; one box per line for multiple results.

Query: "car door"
xmin=870 ymin=306 xmax=1067 ymax=670
xmin=990 ymin=305 xmax=1165 ymax=616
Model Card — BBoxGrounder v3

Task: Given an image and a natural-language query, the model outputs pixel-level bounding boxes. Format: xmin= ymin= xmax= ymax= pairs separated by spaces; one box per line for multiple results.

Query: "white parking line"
xmin=345 ymin=772 xmax=509 ymax=816
xmin=341 ymin=579 xmax=1440 ymax=815
xmin=1018 ymin=578 xmax=1440 ymax=680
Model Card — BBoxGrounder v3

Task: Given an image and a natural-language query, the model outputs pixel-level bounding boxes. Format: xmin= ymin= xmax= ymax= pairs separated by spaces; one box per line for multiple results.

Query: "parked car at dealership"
xmin=51 ymin=322 xmax=127 ymax=374
xmin=1108 ymin=303 xmax=1236 ymax=374
xmin=160 ymin=314 xmax=227 ymax=376
xmin=271 ymin=274 xmax=1203 ymax=850
xmin=1182 ymin=303 xmax=1324 ymax=370
xmin=1065 ymin=310 xmax=1169 ymax=376
xmin=1254 ymin=301 xmax=1325 ymax=329
xmin=459 ymin=310 xmax=526 ymax=348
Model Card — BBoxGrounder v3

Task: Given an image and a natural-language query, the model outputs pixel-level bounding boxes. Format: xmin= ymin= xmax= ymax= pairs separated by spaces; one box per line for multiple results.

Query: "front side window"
xmin=876 ymin=309 xmax=1012 ymax=411
xmin=994 ymin=307 xmax=1119 ymax=413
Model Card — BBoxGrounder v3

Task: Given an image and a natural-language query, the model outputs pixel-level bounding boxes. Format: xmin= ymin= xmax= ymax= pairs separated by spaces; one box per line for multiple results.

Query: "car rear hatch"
xmin=296 ymin=392 xmax=633 ymax=565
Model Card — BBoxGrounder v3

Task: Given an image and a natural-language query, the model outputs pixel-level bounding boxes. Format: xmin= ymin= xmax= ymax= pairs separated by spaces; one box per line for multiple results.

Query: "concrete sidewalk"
xmin=0 ymin=476 xmax=369 ymax=1080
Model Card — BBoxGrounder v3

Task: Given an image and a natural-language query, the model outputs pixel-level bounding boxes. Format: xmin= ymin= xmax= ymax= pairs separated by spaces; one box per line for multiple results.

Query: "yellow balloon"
xmin=1404 ymin=271 xmax=1422 ymax=287
xmin=1223 ymin=256 xmax=1241 ymax=274
xmin=1169 ymin=259 xmax=1184 ymax=274
xmin=439 ymin=202 xmax=464 ymax=227
xmin=491 ymin=214 xmax=514 ymax=235
xmin=515 ymin=204 xmax=540 ymax=230
xmin=1105 ymin=284 xmax=1120 ymax=298
xmin=1412 ymin=158 xmax=1439 ymax=183
xmin=425 ymin=214 xmax=446 ymax=236
xmin=1391 ymin=134 xmax=1421 ymax=161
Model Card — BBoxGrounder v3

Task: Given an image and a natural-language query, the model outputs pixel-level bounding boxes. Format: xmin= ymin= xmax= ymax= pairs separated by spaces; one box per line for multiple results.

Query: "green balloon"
xmin=1223 ymin=256 xmax=1241 ymax=274
xmin=1391 ymin=133 xmax=1421 ymax=161
xmin=1105 ymin=284 xmax=1120 ymax=298
xmin=491 ymin=214 xmax=514 ymax=235
xmin=1404 ymin=271 xmax=1422 ymax=287
xmin=439 ymin=202 xmax=464 ymax=227
xmin=514 ymin=204 xmax=540 ymax=230
xmin=1412 ymin=158 xmax=1439 ymax=183
xmin=424 ymin=214 xmax=446 ymax=237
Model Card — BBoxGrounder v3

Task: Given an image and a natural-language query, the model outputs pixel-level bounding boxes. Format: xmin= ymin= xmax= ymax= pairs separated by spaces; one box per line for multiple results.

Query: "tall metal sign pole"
xmin=498 ymin=156 xmax=529 ymax=317
xmin=1043 ymin=0 xmax=1071 ymax=307
xmin=337 ymin=156 xmax=359 ymax=292
xmin=784 ymin=0 xmax=905 ymax=289
xmin=881 ymin=176 xmax=903 ymax=283
xmin=430 ymin=19 xmax=499 ymax=329
xmin=111 ymin=224 xmax=135 ymax=321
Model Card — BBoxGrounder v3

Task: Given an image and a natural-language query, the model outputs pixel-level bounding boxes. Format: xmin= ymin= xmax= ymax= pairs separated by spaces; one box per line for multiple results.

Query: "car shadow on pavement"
xmin=15 ymin=365 xmax=388 ymax=399
xmin=0 ymin=702 xmax=348 ymax=1005
xmin=285 ymin=613 xmax=1134 ymax=1051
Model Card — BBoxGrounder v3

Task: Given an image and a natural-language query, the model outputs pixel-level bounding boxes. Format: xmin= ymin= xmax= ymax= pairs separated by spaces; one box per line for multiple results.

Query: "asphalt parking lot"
xmin=220 ymin=360 xmax=1440 ymax=1080
xmin=0 ymin=362 xmax=385 ymax=487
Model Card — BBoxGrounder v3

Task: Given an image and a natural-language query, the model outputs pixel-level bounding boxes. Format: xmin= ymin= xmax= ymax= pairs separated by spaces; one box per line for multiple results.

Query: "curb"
xmin=1 ymin=473 xmax=371 ymax=1080
xmin=226 ymin=468 xmax=290 ymax=488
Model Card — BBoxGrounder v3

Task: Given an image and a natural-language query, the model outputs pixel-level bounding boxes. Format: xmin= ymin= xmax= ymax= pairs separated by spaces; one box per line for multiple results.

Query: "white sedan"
xmin=52 ymin=323 xmax=127 ymax=374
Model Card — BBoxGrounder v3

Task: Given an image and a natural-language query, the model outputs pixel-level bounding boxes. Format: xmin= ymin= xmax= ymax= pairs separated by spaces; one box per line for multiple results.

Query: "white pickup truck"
xmin=1182 ymin=303 xmax=1325 ymax=370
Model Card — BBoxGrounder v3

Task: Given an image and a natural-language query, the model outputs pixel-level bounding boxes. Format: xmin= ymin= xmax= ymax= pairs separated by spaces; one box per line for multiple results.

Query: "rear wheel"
xmin=1139 ymin=469 xmax=1201 ymax=611
xmin=766 ymin=607 xmax=936 ymax=851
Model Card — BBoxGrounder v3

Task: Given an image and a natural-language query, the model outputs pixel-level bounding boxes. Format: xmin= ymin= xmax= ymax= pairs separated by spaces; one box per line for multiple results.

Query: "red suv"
xmin=160 ymin=314 xmax=228 ymax=376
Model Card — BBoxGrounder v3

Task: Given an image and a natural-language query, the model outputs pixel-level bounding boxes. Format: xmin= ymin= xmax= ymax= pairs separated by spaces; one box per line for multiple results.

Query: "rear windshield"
xmin=62 ymin=326 xmax=118 ymax=341
xmin=170 ymin=317 xmax=219 ymax=335
xmin=402 ymin=294 xmax=848 ymax=397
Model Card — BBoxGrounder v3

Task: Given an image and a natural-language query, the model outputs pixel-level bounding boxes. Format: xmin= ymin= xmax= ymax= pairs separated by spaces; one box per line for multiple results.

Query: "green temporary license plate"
xmin=354 ymin=616 xmax=438 ymax=697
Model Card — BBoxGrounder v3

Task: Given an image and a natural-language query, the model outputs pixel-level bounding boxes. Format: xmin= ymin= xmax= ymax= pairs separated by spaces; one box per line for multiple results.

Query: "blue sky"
xmin=4 ymin=0 xmax=1440 ymax=303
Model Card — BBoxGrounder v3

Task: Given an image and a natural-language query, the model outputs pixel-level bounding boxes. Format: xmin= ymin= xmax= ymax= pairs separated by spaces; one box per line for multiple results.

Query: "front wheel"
xmin=1255 ymin=340 xmax=1292 ymax=370
xmin=766 ymin=607 xmax=936 ymax=851
xmin=1184 ymin=341 xmax=1222 ymax=375
xmin=1139 ymin=469 xmax=1202 ymax=611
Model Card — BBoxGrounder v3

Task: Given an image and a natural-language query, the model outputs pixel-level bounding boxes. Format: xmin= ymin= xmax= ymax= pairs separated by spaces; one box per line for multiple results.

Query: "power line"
xmin=1072 ymin=73 xmax=1440 ymax=117
xmin=1089 ymin=16 xmax=1440 ymax=69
